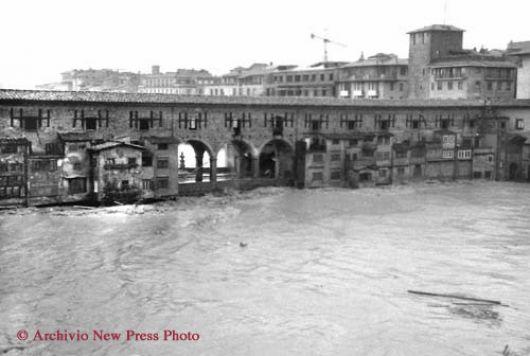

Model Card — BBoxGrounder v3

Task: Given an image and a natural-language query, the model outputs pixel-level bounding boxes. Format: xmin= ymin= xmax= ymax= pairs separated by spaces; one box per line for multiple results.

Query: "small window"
xmin=142 ymin=153 xmax=152 ymax=167
xmin=157 ymin=158 xmax=169 ymax=169
xmin=158 ymin=143 xmax=168 ymax=150
xmin=128 ymin=157 xmax=137 ymax=166
xmin=397 ymin=167 xmax=405 ymax=176
xmin=312 ymin=172 xmax=323 ymax=181
xmin=156 ymin=177 xmax=169 ymax=189
xmin=139 ymin=119 xmax=150 ymax=131
xmin=1 ymin=144 xmax=18 ymax=154
xmin=516 ymin=119 xmax=524 ymax=130
xmin=121 ymin=180 xmax=130 ymax=190
xmin=142 ymin=179 xmax=153 ymax=190
xmin=485 ymin=171 xmax=492 ymax=179
xmin=359 ymin=172 xmax=371 ymax=182
xmin=330 ymin=171 xmax=341 ymax=180
xmin=24 ymin=118 xmax=39 ymax=131
xmin=331 ymin=139 xmax=340 ymax=145
xmin=349 ymin=139 xmax=358 ymax=147
xmin=313 ymin=154 xmax=323 ymax=163
xmin=68 ymin=177 xmax=86 ymax=194
xmin=85 ymin=118 xmax=97 ymax=130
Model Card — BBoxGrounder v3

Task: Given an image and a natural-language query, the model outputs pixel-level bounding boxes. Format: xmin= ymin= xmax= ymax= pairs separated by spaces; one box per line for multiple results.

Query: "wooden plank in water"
xmin=408 ymin=290 xmax=502 ymax=305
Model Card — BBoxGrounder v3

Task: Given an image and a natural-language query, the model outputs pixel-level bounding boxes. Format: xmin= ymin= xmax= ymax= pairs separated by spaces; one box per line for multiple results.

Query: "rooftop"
xmin=89 ymin=141 xmax=145 ymax=152
xmin=1 ymin=89 xmax=530 ymax=108
xmin=428 ymin=59 xmax=516 ymax=68
xmin=507 ymin=41 xmax=530 ymax=56
xmin=407 ymin=24 xmax=464 ymax=34
xmin=341 ymin=53 xmax=408 ymax=68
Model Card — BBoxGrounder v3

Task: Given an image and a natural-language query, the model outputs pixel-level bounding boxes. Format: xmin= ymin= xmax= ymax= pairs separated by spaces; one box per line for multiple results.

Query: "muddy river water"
xmin=0 ymin=182 xmax=529 ymax=355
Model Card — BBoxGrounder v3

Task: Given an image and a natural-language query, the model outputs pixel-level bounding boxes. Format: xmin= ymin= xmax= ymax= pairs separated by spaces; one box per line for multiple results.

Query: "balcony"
xmin=352 ymin=90 xmax=364 ymax=97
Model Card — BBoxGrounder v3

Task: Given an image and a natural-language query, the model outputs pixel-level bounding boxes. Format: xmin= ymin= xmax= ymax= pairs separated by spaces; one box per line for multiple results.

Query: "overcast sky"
xmin=0 ymin=0 xmax=529 ymax=89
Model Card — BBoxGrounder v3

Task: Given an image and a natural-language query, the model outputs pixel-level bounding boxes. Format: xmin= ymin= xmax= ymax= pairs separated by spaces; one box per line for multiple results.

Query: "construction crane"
xmin=310 ymin=33 xmax=347 ymax=62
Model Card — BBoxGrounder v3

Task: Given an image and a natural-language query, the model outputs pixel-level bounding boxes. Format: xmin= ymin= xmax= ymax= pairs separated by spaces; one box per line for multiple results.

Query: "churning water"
xmin=0 ymin=182 xmax=529 ymax=356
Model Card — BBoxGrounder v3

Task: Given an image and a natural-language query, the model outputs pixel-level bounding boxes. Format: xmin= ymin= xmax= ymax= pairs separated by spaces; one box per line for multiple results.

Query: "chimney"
xmin=152 ymin=65 xmax=160 ymax=75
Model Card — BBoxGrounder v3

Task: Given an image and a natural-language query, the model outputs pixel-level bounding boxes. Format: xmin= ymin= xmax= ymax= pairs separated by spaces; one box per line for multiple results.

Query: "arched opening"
xmin=220 ymin=140 xmax=257 ymax=179
xmin=258 ymin=139 xmax=294 ymax=180
xmin=177 ymin=140 xmax=214 ymax=183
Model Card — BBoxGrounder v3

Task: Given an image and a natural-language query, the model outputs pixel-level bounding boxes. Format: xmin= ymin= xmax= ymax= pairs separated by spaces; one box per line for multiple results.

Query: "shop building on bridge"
xmin=1 ymin=89 xmax=530 ymax=206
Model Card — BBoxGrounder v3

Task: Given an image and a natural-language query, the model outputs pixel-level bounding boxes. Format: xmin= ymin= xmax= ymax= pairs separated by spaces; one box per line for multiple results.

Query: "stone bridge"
xmin=1 ymin=90 xmax=530 ymax=204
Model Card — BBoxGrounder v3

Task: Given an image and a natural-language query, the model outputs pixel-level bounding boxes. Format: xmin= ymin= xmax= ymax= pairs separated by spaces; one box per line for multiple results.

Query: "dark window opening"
xmin=359 ymin=172 xmax=372 ymax=182
xmin=68 ymin=177 xmax=87 ymax=194
xmin=157 ymin=158 xmax=169 ymax=169
xmin=31 ymin=159 xmax=57 ymax=172
xmin=24 ymin=118 xmax=39 ymax=131
xmin=142 ymin=153 xmax=152 ymax=167
xmin=157 ymin=177 xmax=169 ymax=189
xmin=85 ymin=118 xmax=97 ymax=130
xmin=121 ymin=180 xmax=129 ymax=190
xmin=330 ymin=171 xmax=341 ymax=180
xmin=139 ymin=119 xmax=150 ymax=131
xmin=1 ymin=144 xmax=18 ymax=154
xmin=158 ymin=143 xmax=168 ymax=150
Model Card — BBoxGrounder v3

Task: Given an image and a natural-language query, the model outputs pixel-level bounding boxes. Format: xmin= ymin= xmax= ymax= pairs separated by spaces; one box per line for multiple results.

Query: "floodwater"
xmin=0 ymin=182 xmax=529 ymax=356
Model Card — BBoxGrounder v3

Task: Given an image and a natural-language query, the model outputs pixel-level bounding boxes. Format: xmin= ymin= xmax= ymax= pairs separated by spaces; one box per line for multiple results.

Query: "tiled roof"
xmin=341 ymin=55 xmax=408 ymax=68
xmin=429 ymin=59 xmax=516 ymax=68
xmin=58 ymin=132 xmax=93 ymax=142
xmin=1 ymin=89 xmax=530 ymax=108
xmin=407 ymin=24 xmax=464 ymax=34
xmin=143 ymin=136 xmax=180 ymax=144
xmin=507 ymin=41 xmax=530 ymax=56
xmin=0 ymin=137 xmax=31 ymax=144
xmin=89 ymin=141 xmax=145 ymax=152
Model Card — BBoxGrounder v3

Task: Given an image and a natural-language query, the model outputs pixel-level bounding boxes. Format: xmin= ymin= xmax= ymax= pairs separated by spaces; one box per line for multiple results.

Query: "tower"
xmin=407 ymin=25 xmax=464 ymax=99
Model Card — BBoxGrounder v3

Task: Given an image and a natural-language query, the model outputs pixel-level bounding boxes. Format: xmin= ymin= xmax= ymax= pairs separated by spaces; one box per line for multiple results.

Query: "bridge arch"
xmin=217 ymin=139 xmax=259 ymax=179
xmin=178 ymin=139 xmax=216 ymax=183
xmin=258 ymin=138 xmax=295 ymax=180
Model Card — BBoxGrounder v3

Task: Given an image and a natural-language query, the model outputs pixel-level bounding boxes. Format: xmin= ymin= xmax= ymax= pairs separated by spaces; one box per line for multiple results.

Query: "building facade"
xmin=407 ymin=24 xmax=516 ymax=100
xmin=336 ymin=53 xmax=409 ymax=100
xmin=507 ymin=41 xmax=530 ymax=99
xmin=265 ymin=62 xmax=346 ymax=98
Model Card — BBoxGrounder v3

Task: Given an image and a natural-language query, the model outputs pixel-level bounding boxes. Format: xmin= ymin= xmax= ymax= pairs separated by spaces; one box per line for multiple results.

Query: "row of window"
xmin=266 ymin=88 xmax=334 ymax=97
xmin=273 ymin=73 xmax=334 ymax=83
xmin=431 ymin=80 xmax=512 ymax=91
xmin=4 ymin=108 xmax=499 ymax=132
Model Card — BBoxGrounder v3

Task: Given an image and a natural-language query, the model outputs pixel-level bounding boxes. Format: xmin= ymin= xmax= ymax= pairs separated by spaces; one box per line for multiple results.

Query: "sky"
xmin=0 ymin=0 xmax=529 ymax=89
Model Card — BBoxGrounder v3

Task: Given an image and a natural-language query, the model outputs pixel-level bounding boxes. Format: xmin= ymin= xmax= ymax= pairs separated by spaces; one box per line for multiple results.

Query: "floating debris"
xmin=408 ymin=289 xmax=504 ymax=305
